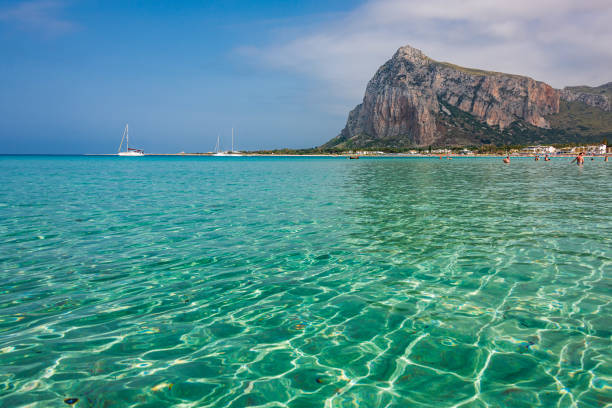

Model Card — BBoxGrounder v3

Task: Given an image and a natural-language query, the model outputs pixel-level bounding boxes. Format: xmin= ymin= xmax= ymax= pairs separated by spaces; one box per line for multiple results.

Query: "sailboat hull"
xmin=117 ymin=124 xmax=144 ymax=156
xmin=213 ymin=129 xmax=241 ymax=156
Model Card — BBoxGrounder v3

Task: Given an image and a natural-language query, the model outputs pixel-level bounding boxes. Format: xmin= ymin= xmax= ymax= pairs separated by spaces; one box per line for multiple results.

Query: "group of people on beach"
xmin=503 ymin=152 xmax=608 ymax=164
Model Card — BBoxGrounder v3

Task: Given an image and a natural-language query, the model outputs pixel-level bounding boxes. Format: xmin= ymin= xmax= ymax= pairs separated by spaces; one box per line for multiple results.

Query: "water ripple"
xmin=0 ymin=156 xmax=610 ymax=407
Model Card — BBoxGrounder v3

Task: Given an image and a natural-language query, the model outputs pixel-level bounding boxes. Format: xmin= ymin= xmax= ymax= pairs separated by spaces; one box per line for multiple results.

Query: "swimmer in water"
xmin=503 ymin=156 xmax=510 ymax=163
xmin=535 ymin=155 xmax=539 ymax=161
xmin=571 ymin=152 xmax=585 ymax=165
xmin=606 ymin=155 xmax=609 ymax=162
xmin=544 ymin=154 xmax=550 ymax=161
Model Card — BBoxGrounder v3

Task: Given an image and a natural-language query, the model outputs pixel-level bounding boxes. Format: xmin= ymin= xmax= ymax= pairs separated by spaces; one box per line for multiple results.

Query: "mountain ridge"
xmin=324 ymin=45 xmax=611 ymax=148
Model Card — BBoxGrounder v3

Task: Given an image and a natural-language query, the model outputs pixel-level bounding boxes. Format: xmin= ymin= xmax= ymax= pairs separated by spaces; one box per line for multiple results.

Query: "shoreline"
xmin=82 ymin=153 xmax=608 ymax=158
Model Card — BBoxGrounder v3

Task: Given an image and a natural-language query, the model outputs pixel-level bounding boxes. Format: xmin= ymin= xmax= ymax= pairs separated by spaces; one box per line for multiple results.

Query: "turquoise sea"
xmin=0 ymin=155 xmax=610 ymax=408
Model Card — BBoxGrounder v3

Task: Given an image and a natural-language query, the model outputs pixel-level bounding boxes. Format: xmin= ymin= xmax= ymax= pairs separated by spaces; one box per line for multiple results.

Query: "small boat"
xmin=349 ymin=155 xmax=359 ymax=160
xmin=213 ymin=134 xmax=226 ymax=156
xmin=117 ymin=124 xmax=144 ymax=156
xmin=213 ymin=128 xmax=242 ymax=156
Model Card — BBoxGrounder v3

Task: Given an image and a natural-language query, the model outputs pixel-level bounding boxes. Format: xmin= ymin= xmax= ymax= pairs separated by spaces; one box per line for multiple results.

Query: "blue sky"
xmin=0 ymin=0 xmax=362 ymax=153
xmin=1 ymin=0 xmax=610 ymax=153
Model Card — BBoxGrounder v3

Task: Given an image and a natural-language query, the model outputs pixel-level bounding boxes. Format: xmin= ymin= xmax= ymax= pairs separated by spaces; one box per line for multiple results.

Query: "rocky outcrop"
xmin=329 ymin=45 xmax=561 ymax=147
xmin=561 ymin=86 xmax=610 ymax=111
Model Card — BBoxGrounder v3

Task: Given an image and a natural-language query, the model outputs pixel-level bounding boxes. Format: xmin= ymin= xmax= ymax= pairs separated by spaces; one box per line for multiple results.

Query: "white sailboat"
xmin=227 ymin=128 xmax=242 ymax=156
xmin=213 ymin=133 xmax=228 ymax=156
xmin=213 ymin=128 xmax=242 ymax=156
xmin=117 ymin=124 xmax=144 ymax=156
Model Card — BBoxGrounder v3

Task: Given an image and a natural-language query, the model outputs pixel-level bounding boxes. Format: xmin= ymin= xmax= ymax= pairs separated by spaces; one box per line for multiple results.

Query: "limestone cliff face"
xmin=561 ymin=85 xmax=610 ymax=111
xmin=333 ymin=45 xmax=561 ymax=147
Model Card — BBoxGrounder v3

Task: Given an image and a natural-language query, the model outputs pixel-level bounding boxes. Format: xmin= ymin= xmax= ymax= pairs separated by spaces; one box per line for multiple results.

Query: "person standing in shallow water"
xmin=503 ymin=156 xmax=510 ymax=163
xmin=606 ymin=155 xmax=609 ymax=162
xmin=571 ymin=152 xmax=585 ymax=165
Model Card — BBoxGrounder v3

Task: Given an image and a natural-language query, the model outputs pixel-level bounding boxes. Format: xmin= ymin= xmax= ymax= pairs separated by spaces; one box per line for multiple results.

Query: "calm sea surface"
xmin=0 ymin=156 xmax=610 ymax=408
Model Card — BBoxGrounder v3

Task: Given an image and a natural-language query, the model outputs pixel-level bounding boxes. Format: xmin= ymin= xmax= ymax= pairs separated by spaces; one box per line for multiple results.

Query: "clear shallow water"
xmin=0 ymin=155 xmax=610 ymax=408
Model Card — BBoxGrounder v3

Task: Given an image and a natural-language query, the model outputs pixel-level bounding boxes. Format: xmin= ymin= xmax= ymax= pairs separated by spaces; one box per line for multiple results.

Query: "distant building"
xmin=344 ymin=150 xmax=386 ymax=155
xmin=586 ymin=144 xmax=607 ymax=155
xmin=521 ymin=145 xmax=556 ymax=154
xmin=556 ymin=145 xmax=607 ymax=155
xmin=570 ymin=145 xmax=607 ymax=155
xmin=431 ymin=149 xmax=451 ymax=154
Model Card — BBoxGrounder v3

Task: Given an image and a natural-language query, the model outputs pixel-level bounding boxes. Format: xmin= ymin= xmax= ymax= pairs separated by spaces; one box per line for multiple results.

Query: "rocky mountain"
xmin=324 ymin=46 xmax=612 ymax=148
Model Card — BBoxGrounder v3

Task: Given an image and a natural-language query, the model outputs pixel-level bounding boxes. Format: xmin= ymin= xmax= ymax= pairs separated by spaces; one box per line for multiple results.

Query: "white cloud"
xmin=0 ymin=0 xmax=75 ymax=35
xmin=240 ymin=0 xmax=612 ymax=108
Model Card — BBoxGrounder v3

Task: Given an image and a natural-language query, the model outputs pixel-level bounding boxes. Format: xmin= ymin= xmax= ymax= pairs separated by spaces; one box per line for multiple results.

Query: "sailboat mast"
xmin=126 ymin=124 xmax=129 ymax=151
xmin=231 ymin=128 xmax=234 ymax=152
xmin=118 ymin=124 xmax=127 ymax=153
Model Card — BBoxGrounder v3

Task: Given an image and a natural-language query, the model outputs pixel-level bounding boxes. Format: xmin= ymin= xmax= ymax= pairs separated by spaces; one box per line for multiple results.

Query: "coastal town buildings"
xmin=565 ymin=145 xmax=607 ymax=154
xmin=342 ymin=150 xmax=385 ymax=155
xmin=520 ymin=145 xmax=556 ymax=154
xmin=588 ymin=144 xmax=607 ymax=154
